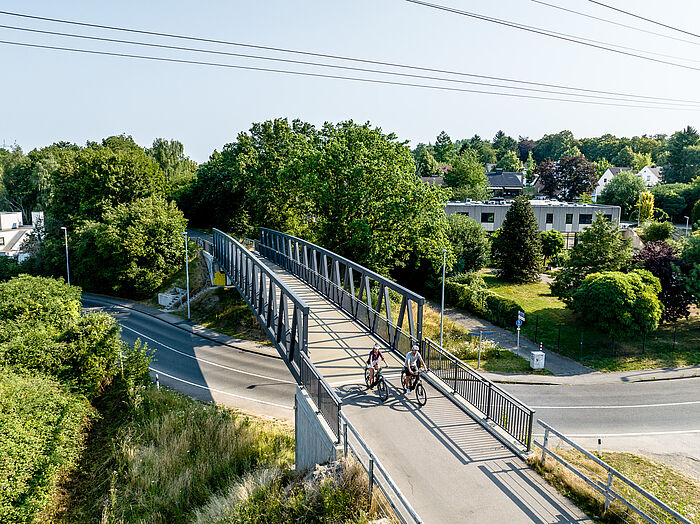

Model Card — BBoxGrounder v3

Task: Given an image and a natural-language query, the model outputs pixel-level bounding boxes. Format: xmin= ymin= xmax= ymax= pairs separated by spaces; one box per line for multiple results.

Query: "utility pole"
xmin=182 ymin=232 xmax=190 ymax=320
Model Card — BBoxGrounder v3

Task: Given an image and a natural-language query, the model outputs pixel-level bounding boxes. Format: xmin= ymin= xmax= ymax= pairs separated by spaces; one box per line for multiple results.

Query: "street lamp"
xmin=60 ymin=226 xmax=70 ymax=285
xmin=440 ymin=249 xmax=446 ymax=348
xmin=181 ymin=231 xmax=190 ymax=320
xmin=685 ymin=216 xmax=690 ymax=239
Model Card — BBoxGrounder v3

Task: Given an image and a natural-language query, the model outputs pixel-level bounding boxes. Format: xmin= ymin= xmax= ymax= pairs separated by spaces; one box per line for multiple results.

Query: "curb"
xmin=82 ymin=292 xmax=282 ymax=360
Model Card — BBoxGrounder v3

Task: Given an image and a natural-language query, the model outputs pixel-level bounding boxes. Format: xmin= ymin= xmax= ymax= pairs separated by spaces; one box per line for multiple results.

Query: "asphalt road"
xmin=82 ymin=296 xmax=297 ymax=421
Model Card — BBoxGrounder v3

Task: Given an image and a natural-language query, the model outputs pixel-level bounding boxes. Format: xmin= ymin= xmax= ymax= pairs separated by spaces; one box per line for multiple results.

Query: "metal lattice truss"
xmin=213 ymin=228 xmax=309 ymax=370
xmin=257 ymin=228 xmax=425 ymax=351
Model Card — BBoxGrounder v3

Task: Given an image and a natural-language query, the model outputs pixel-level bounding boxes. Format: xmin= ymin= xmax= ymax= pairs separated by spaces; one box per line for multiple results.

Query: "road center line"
xmin=149 ymin=367 xmax=292 ymax=410
xmin=532 ymin=400 xmax=700 ymax=409
xmin=122 ymin=324 xmax=295 ymax=384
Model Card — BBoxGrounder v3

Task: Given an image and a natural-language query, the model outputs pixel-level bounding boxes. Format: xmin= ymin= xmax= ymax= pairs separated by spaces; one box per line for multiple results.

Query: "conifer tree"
xmin=492 ymin=196 xmax=542 ymax=282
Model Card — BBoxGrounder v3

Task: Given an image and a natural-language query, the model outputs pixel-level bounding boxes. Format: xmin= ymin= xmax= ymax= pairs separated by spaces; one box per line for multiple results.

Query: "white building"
xmin=592 ymin=166 xmax=663 ymax=202
xmin=0 ymin=211 xmax=41 ymax=261
xmin=592 ymin=167 xmax=632 ymax=202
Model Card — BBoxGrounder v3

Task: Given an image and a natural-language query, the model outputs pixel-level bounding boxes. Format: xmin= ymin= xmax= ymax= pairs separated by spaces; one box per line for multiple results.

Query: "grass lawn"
xmin=174 ymin=286 xmax=270 ymax=343
xmin=482 ymin=274 xmax=700 ymax=372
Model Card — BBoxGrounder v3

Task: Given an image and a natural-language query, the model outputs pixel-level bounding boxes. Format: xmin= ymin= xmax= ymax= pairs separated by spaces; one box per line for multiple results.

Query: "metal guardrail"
xmin=422 ymin=337 xmax=534 ymax=451
xmin=300 ymin=352 xmax=342 ymax=441
xmin=193 ymin=236 xmax=213 ymax=254
xmin=212 ymin=229 xmax=309 ymax=370
xmin=535 ymin=420 xmax=693 ymax=524
xmin=258 ymin=228 xmax=425 ymax=347
xmin=340 ymin=412 xmax=422 ymax=524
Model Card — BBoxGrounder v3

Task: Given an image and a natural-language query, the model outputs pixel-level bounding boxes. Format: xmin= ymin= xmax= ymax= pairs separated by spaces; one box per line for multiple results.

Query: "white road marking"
xmin=122 ymin=324 xmax=295 ymax=384
xmin=532 ymin=400 xmax=700 ymax=410
xmin=149 ymin=367 xmax=293 ymax=410
xmin=534 ymin=429 xmax=700 ymax=437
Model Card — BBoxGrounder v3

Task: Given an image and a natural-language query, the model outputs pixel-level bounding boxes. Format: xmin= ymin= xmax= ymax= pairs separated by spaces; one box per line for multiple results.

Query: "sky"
xmin=1 ymin=0 xmax=700 ymax=163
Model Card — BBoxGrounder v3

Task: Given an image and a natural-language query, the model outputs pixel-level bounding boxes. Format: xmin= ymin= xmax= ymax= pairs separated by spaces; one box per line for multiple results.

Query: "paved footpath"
xmin=439 ymin=302 xmax=700 ymax=385
xmin=261 ymin=259 xmax=591 ymax=523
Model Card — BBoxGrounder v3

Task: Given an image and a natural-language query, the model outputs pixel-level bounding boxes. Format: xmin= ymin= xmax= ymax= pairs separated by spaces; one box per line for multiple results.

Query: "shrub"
xmin=0 ymin=369 xmax=93 ymax=524
xmin=640 ymin=221 xmax=675 ymax=242
xmin=541 ymin=230 xmax=565 ymax=263
xmin=445 ymin=275 xmax=523 ymax=329
xmin=446 ymin=215 xmax=489 ymax=273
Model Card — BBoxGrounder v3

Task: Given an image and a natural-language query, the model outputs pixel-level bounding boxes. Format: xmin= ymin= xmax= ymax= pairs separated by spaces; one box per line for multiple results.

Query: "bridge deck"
xmin=259 ymin=256 xmax=591 ymax=523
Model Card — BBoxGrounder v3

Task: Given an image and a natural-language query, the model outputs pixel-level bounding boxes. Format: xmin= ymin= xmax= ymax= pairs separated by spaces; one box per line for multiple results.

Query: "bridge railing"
xmin=341 ymin=412 xmax=422 ymax=524
xmin=535 ymin=420 xmax=693 ymax=524
xmin=422 ymin=337 xmax=534 ymax=451
xmin=213 ymin=228 xmax=309 ymax=370
xmin=257 ymin=228 xmax=425 ymax=351
xmin=300 ymin=352 xmax=342 ymax=441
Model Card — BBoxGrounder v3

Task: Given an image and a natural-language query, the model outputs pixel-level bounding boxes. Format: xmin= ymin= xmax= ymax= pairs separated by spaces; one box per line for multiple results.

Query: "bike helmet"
xmin=411 ymin=344 xmax=419 ymax=352
xmin=373 ymin=343 xmax=380 ymax=350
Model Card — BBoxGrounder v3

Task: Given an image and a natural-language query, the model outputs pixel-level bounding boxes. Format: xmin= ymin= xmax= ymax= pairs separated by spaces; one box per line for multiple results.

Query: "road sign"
xmin=516 ymin=319 xmax=523 ymax=327
xmin=518 ymin=310 xmax=525 ymax=322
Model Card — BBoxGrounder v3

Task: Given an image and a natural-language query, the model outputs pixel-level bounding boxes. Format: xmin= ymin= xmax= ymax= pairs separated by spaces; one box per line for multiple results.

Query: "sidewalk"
xmin=439 ymin=302 xmax=700 ymax=386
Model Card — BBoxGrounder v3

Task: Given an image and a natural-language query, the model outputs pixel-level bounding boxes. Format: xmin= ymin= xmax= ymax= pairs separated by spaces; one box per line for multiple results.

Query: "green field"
xmin=482 ymin=275 xmax=700 ymax=371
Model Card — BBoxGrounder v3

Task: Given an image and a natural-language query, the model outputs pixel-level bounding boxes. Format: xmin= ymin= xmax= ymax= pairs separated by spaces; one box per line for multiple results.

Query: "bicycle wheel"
xmin=400 ymin=368 xmax=407 ymax=390
xmin=364 ymin=368 xmax=372 ymax=388
xmin=415 ymin=382 xmax=427 ymax=406
xmin=377 ymin=377 xmax=388 ymax=401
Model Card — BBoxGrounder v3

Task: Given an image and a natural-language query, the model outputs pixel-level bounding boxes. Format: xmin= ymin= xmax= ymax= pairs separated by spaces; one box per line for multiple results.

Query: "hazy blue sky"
xmin=2 ymin=0 xmax=700 ymax=162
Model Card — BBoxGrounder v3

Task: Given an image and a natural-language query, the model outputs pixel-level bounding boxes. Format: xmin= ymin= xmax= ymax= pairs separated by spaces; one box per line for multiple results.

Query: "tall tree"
xmin=491 ymin=196 xmax=542 ymax=282
xmin=494 ymin=150 xmax=523 ymax=172
xmin=666 ymin=126 xmax=700 ymax=183
xmin=517 ymin=136 xmax=537 ymax=161
xmin=492 ymin=130 xmax=518 ymax=158
xmin=551 ymin=214 xmax=632 ymax=303
xmin=598 ymin=170 xmax=646 ymax=218
xmin=147 ymin=138 xmax=198 ymax=196
xmin=414 ymin=144 xmax=442 ymax=177
xmin=534 ymin=158 xmax=559 ymax=198
xmin=444 ymin=149 xmax=490 ymax=200
xmin=532 ymin=130 xmax=580 ymax=162
xmin=445 ymin=214 xmax=488 ymax=273
xmin=634 ymin=241 xmax=695 ymax=321
xmin=434 ymin=131 xmax=453 ymax=163
xmin=558 ymin=155 xmax=596 ymax=201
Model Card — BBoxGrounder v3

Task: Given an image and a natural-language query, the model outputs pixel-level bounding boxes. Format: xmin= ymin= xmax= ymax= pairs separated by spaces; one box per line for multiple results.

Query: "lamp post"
xmin=60 ymin=226 xmax=70 ymax=285
xmin=440 ymin=249 xmax=446 ymax=348
xmin=685 ymin=216 xmax=690 ymax=239
xmin=182 ymin=232 xmax=190 ymax=320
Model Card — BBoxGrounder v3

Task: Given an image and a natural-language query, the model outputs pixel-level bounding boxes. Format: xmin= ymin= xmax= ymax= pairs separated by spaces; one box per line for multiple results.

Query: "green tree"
xmin=525 ymin=151 xmax=536 ymax=182
xmin=666 ymin=126 xmax=700 ymax=183
xmin=612 ymin=145 xmax=635 ymax=167
xmin=681 ymin=233 xmax=700 ymax=302
xmin=593 ymin=158 xmax=612 ymax=178
xmin=147 ymin=138 xmax=198 ymax=197
xmin=535 ymin=158 xmax=559 ymax=198
xmin=444 ymin=149 xmax=490 ymax=200
xmin=72 ymin=196 xmax=187 ymax=298
xmin=414 ymin=144 xmax=442 ymax=177
xmin=571 ymin=270 xmax=662 ymax=336
xmin=532 ymin=130 xmax=580 ymax=162
xmin=492 ymin=130 xmax=518 ymax=159
xmin=494 ymin=150 xmax=523 ymax=172
xmin=541 ymin=230 xmax=565 ymax=263
xmin=651 ymin=184 xmax=688 ymax=220
xmin=632 ymin=151 xmax=653 ymax=173
xmin=599 ymin=170 xmax=646 ymax=218
xmin=446 ymin=214 xmax=488 ymax=273
xmin=434 ymin=131 xmax=453 ymax=163
xmin=637 ymin=191 xmax=654 ymax=222
xmin=491 ymin=196 xmax=542 ymax=282
xmin=690 ymin=200 xmax=700 ymax=229
xmin=639 ymin=221 xmax=674 ymax=242
xmin=551 ymin=214 xmax=632 ymax=303
xmin=558 ymin=155 xmax=596 ymax=201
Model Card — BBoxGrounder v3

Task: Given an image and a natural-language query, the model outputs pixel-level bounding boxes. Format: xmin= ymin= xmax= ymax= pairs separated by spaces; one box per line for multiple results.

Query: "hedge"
xmin=0 ymin=369 xmax=92 ymax=523
xmin=445 ymin=276 xmax=523 ymax=329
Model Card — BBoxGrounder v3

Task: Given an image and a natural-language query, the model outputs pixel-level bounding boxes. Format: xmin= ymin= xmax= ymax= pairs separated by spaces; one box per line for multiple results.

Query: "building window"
xmin=457 ymin=211 xmax=469 ymax=216
xmin=565 ymin=213 xmax=573 ymax=224
xmin=579 ymin=214 xmax=593 ymax=225
xmin=0 ymin=237 xmax=4 ymax=246
xmin=604 ymin=214 xmax=612 ymax=222
xmin=481 ymin=213 xmax=494 ymax=223
xmin=546 ymin=213 xmax=553 ymax=224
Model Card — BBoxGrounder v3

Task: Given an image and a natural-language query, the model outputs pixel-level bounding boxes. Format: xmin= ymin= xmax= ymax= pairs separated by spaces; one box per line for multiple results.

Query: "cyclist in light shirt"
xmin=404 ymin=344 xmax=427 ymax=393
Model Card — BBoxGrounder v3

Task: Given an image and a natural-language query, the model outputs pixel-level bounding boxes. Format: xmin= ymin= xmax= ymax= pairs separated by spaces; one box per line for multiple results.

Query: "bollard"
xmin=368 ymin=457 xmax=375 ymax=501
xmin=156 ymin=373 xmax=160 ymax=390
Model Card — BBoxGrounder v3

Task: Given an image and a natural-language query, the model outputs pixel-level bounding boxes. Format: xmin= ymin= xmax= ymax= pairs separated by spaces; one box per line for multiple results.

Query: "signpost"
xmin=468 ymin=330 xmax=494 ymax=369
xmin=516 ymin=310 xmax=525 ymax=349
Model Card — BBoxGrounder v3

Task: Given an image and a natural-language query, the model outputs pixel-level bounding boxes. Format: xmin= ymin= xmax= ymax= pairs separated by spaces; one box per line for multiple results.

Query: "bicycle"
xmin=364 ymin=363 xmax=389 ymax=402
xmin=400 ymin=367 xmax=427 ymax=406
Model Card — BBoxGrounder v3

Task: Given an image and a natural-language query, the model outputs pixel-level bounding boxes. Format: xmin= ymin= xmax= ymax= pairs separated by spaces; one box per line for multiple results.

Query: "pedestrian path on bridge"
xmin=258 ymin=255 xmax=590 ymax=523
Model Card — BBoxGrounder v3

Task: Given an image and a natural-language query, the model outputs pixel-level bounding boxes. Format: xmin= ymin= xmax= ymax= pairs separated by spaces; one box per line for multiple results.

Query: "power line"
xmin=403 ymin=0 xmax=700 ymax=73
xmin=2 ymin=23 xmax=698 ymax=108
xmin=532 ymin=0 xmax=700 ymax=48
xmin=587 ymin=0 xmax=700 ymax=40
xmin=2 ymin=38 xmax=697 ymax=112
xmin=0 ymin=9 xmax=698 ymax=106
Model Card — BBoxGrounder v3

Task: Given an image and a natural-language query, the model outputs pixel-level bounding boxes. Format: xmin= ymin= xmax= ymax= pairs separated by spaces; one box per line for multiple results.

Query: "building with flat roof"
xmin=445 ymin=199 xmax=621 ymax=233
